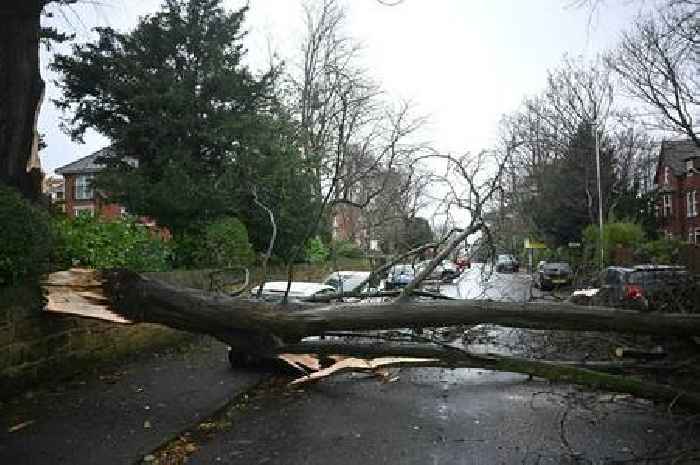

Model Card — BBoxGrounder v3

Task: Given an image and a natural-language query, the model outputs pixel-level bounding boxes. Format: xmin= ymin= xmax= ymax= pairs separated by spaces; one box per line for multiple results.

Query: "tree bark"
xmin=44 ymin=268 xmax=700 ymax=410
xmin=0 ymin=1 xmax=45 ymax=201
xmin=46 ymin=269 xmax=700 ymax=354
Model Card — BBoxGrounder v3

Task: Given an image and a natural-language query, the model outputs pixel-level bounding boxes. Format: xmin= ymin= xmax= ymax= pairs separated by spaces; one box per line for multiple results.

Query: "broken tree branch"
xmin=279 ymin=342 xmax=700 ymax=412
xmin=251 ymin=186 xmax=277 ymax=298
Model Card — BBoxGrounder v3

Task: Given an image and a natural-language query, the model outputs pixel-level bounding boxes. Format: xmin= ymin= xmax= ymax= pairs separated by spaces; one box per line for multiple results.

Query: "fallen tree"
xmin=44 ymin=267 xmax=700 ymax=411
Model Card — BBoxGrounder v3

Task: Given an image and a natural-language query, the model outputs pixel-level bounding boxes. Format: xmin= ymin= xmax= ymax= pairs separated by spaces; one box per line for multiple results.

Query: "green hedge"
xmin=0 ymin=186 xmax=54 ymax=284
xmin=53 ymin=215 xmax=172 ymax=271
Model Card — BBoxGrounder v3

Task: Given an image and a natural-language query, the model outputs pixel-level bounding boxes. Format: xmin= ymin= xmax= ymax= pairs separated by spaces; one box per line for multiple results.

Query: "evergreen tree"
xmin=52 ymin=0 xmax=315 ymax=239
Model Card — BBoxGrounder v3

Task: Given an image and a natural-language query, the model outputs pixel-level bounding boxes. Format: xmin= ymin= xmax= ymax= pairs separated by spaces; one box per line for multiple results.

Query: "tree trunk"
xmin=0 ymin=1 xmax=45 ymax=201
xmin=46 ymin=269 xmax=700 ymax=353
xmin=44 ymin=269 xmax=700 ymax=410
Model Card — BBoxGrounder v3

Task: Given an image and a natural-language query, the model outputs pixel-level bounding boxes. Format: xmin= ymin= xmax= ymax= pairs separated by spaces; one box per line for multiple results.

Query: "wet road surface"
xmin=183 ymin=267 xmax=699 ymax=465
xmin=190 ymin=369 xmax=693 ymax=465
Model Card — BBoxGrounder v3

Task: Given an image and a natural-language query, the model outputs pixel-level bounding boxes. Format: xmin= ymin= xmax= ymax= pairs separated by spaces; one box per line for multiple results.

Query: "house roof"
xmin=55 ymin=146 xmax=113 ymax=175
xmin=658 ymin=140 xmax=699 ymax=177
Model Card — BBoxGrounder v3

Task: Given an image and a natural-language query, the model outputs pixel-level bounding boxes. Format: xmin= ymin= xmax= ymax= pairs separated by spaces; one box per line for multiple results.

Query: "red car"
xmin=455 ymin=257 xmax=471 ymax=272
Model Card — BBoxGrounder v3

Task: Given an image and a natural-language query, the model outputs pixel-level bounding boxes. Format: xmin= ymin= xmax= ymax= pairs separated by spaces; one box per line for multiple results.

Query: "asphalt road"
xmin=190 ymin=369 xmax=689 ymax=465
xmin=183 ymin=268 xmax=700 ymax=465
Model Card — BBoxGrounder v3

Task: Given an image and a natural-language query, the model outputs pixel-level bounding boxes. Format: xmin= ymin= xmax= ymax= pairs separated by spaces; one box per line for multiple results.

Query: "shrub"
xmin=0 ymin=186 xmax=54 ymax=284
xmin=635 ymin=238 xmax=686 ymax=265
xmin=190 ymin=217 xmax=255 ymax=268
xmin=305 ymin=237 xmax=329 ymax=264
xmin=53 ymin=215 xmax=172 ymax=271
xmin=583 ymin=222 xmax=646 ymax=266
xmin=332 ymin=240 xmax=364 ymax=259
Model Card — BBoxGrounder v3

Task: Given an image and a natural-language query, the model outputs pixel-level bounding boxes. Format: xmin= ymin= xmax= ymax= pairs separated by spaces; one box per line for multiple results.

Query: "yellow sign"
xmin=524 ymin=238 xmax=546 ymax=250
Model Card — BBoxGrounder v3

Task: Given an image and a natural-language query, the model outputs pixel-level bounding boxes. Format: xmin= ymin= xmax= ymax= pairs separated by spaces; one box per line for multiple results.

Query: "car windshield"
xmin=543 ymin=263 xmax=570 ymax=272
xmin=324 ymin=274 xmax=367 ymax=292
xmin=392 ymin=265 xmax=415 ymax=274
xmin=628 ymin=270 xmax=687 ymax=285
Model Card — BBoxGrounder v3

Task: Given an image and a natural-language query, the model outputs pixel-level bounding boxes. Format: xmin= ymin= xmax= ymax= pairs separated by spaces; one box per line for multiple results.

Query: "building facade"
xmin=55 ymin=147 xmax=124 ymax=219
xmin=655 ymin=140 xmax=700 ymax=243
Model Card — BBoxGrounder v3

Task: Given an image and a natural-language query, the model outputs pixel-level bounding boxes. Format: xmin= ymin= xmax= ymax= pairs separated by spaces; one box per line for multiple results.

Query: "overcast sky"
xmin=39 ymin=0 xmax=644 ymax=175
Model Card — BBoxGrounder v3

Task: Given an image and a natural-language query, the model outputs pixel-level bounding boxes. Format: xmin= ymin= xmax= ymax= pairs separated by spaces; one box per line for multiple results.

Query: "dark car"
xmin=535 ymin=262 xmax=572 ymax=290
xmin=385 ymin=264 xmax=416 ymax=290
xmin=496 ymin=254 xmax=519 ymax=272
xmin=595 ymin=265 xmax=698 ymax=312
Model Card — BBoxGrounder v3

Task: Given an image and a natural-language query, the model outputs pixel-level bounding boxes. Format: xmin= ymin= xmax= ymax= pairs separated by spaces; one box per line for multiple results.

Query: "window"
xmin=663 ymin=193 xmax=672 ymax=217
xmin=55 ymin=191 xmax=64 ymax=201
xmin=688 ymin=159 xmax=695 ymax=175
xmin=696 ymin=228 xmax=700 ymax=245
xmin=73 ymin=206 xmax=94 ymax=217
xmin=687 ymin=190 xmax=697 ymax=217
xmin=74 ymin=175 xmax=94 ymax=200
xmin=664 ymin=166 xmax=671 ymax=185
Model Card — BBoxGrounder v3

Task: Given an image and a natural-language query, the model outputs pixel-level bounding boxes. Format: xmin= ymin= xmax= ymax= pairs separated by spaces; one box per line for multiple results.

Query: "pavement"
xmin=0 ymin=337 xmax=263 ymax=465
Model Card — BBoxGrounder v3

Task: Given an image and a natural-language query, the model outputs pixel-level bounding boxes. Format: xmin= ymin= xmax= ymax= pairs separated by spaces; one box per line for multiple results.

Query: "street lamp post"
xmin=594 ymin=122 xmax=604 ymax=272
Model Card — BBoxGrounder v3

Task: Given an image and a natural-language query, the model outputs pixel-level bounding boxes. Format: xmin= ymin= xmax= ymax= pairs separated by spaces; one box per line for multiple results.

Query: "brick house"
xmin=55 ymin=147 xmax=125 ymax=219
xmin=655 ymin=140 xmax=700 ymax=243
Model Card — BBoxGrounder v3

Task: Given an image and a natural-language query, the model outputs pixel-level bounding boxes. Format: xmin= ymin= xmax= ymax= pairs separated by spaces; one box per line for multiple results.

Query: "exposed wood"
xmin=43 ymin=269 xmax=131 ymax=324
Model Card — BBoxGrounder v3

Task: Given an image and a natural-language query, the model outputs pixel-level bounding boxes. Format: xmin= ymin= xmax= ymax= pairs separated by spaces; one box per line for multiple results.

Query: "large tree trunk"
xmin=44 ymin=269 xmax=700 ymax=410
xmin=0 ymin=1 xmax=45 ymax=201
xmin=46 ymin=269 xmax=700 ymax=353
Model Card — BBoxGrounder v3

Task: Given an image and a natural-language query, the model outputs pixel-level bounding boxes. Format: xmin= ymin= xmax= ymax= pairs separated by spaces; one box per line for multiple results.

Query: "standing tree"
xmin=0 ymin=0 xmax=75 ymax=201
xmin=605 ymin=2 xmax=699 ymax=145
xmin=51 ymin=0 xmax=297 ymax=235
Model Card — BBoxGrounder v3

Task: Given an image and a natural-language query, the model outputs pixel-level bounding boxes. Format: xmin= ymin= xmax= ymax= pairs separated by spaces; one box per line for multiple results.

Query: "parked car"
xmin=417 ymin=259 xmax=460 ymax=283
xmin=534 ymin=262 xmax=572 ymax=290
xmin=594 ymin=265 xmax=698 ymax=312
xmin=496 ymin=254 xmax=519 ymax=272
xmin=385 ymin=264 xmax=416 ymax=290
xmin=249 ymin=281 xmax=337 ymax=302
xmin=322 ymin=270 xmax=372 ymax=294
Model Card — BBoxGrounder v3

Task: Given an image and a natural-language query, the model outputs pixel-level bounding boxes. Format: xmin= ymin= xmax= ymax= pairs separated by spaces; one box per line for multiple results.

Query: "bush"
xmin=635 ymin=238 xmax=686 ymax=265
xmin=583 ymin=222 xmax=646 ymax=266
xmin=305 ymin=237 xmax=329 ymax=264
xmin=332 ymin=240 xmax=364 ymax=259
xmin=190 ymin=217 xmax=255 ymax=268
xmin=53 ymin=215 xmax=172 ymax=271
xmin=0 ymin=186 xmax=54 ymax=284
